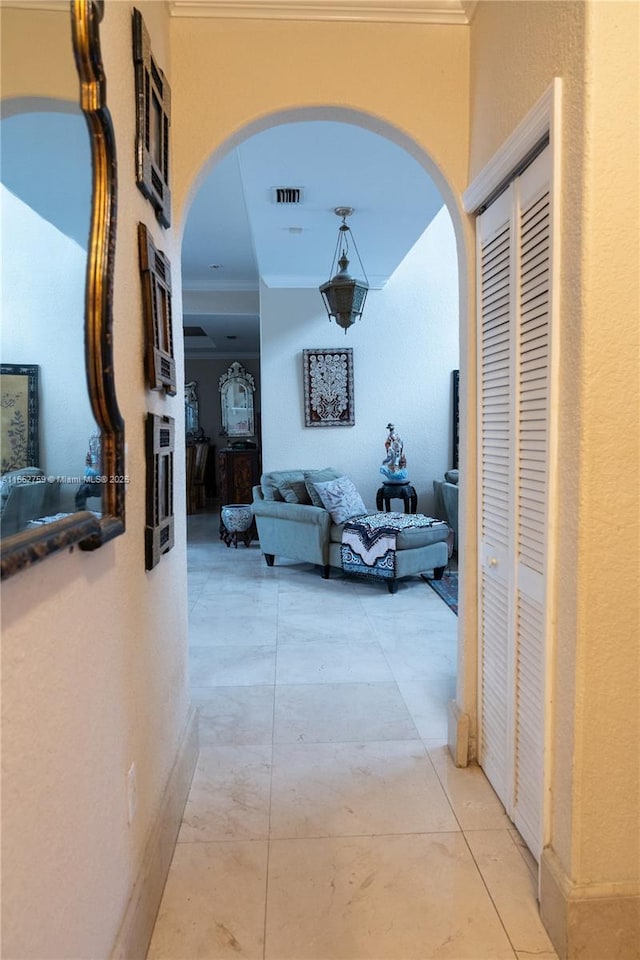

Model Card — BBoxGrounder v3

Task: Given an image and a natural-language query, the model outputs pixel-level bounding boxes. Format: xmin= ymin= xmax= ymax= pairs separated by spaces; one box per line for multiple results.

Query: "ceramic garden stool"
xmin=220 ymin=503 xmax=254 ymax=548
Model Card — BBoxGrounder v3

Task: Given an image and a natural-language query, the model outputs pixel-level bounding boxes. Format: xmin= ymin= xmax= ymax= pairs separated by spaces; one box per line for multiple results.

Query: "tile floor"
xmin=147 ymin=510 xmax=558 ymax=960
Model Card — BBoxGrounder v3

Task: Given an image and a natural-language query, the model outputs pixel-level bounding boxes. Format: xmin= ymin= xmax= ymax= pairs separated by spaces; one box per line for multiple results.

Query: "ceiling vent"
xmin=184 ymin=326 xmax=208 ymax=337
xmin=272 ymin=186 xmax=303 ymax=205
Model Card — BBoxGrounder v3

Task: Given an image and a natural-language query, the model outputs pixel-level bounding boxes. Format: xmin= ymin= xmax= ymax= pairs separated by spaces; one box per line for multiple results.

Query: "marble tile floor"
xmin=147 ymin=510 xmax=557 ymax=960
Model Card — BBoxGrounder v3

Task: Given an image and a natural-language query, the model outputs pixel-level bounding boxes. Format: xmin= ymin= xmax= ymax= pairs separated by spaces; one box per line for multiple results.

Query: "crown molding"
xmin=169 ymin=0 xmax=473 ymax=24
xmin=1 ymin=1 xmax=67 ymax=10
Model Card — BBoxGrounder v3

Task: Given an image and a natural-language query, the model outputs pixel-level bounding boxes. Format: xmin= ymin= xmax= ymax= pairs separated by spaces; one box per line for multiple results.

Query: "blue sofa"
xmin=433 ymin=469 xmax=459 ymax=551
xmin=251 ymin=468 xmax=449 ymax=593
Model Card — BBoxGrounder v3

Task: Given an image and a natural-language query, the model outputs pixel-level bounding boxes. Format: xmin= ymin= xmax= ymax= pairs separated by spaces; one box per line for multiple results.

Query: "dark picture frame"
xmin=145 ymin=413 xmax=175 ymax=570
xmin=138 ymin=223 xmax=176 ymax=396
xmin=132 ymin=7 xmax=171 ymax=228
xmin=0 ymin=364 xmax=39 ymax=472
xmin=303 ymin=348 xmax=355 ymax=427
xmin=452 ymin=369 xmax=460 ymax=470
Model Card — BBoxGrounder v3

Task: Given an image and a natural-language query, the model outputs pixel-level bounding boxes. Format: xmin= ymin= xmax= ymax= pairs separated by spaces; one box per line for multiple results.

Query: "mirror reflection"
xmin=1 ymin=3 xmax=99 ymax=540
xmin=219 ymin=362 xmax=255 ymax=439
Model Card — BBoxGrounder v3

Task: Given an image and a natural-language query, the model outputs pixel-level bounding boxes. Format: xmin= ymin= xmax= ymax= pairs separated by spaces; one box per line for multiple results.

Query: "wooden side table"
xmin=376 ymin=482 xmax=418 ymax=514
xmin=218 ymin=448 xmax=260 ymax=542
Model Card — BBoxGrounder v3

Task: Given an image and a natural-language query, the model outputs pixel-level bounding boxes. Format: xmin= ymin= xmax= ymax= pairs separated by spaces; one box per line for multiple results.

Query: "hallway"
xmin=147 ymin=511 xmax=557 ymax=960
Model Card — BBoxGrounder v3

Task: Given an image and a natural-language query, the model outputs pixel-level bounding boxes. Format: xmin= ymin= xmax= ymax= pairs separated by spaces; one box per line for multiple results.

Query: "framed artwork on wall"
xmin=132 ymin=7 xmax=171 ymax=227
xmin=145 ymin=413 xmax=175 ymax=570
xmin=138 ymin=223 xmax=176 ymax=396
xmin=302 ymin=348 xmax=354 ymax=427
xmin=0 ymin=364 xmax=39 ymax=472
xmin=452 ymin=368 xmax=459 ymax=470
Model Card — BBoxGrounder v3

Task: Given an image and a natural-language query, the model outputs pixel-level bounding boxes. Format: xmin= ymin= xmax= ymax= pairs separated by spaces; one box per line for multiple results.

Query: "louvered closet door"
xmin=477 ymin=185 xmax=516 ymax=811
xmin=512 ymin=150 xmax=552 ymax=856
xmin=477 ymin=147 xmax=552 ymax=860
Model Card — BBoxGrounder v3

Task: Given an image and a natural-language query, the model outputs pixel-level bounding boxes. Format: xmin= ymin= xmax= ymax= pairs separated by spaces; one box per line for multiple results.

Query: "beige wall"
xmin=170 ymin=17 xmax=471 ymax=217
xmin=1 ymin=3 xmax=191 ymax=957
xmin=2 ymin=1 xmax=637 ymax=954
xmin=470 ymin=0 xmax=640 ymax=893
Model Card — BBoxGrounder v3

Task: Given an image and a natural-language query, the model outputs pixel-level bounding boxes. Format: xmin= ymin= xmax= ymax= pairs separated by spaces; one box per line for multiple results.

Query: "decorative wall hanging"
xmin=0 ymin=364 xmax=39 ymax=472
xmin=133 ymin=7 xmax=171 ymax=227
xmin=138 ymin=223 xmax=176 ymax=395
xmin=452 ymin=369 xmax=459 ymax=470
xmin=145 ymin=413 xmax=175 ymax=570
xmin=302 ymin=348 xmax=354 ymax=427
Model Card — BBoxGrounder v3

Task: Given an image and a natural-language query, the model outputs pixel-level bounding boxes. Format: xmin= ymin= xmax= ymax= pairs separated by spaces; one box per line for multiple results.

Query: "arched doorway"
xmin=179 ymin=106 xmax=474 ymax=762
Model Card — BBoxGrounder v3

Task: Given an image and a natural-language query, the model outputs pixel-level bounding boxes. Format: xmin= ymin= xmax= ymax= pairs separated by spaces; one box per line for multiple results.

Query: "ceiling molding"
xmin=1 ymin=1 xmax=67 ymax=10
xmin=184 ymin=349 xmax=260 ymax=360
xmin=261 ymin=273 xmax=386 ymax=290
xmin=169 ymin=0 xmax=473 ymax=24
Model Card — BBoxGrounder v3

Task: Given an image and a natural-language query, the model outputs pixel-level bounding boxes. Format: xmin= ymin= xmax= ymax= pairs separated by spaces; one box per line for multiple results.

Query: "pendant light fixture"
xmin=319 ymin=207 xmax=369 ymax=333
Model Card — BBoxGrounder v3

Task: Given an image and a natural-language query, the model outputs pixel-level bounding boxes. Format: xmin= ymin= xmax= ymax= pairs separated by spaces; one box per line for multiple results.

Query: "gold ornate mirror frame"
xmin=1 ymin=0 xmax=125 ymax=580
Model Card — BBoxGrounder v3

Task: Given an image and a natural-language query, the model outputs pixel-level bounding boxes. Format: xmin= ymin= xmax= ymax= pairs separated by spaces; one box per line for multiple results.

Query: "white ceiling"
xmin=182 ymin=120 xmax=446 ymax=358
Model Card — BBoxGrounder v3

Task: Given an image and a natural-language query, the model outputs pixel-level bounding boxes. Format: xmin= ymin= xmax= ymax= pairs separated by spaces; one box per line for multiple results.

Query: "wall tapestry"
xmin=303 ymin=348 xmax=354 ymax=427
xmin=0 ymin=364 xmax=39 ymax=472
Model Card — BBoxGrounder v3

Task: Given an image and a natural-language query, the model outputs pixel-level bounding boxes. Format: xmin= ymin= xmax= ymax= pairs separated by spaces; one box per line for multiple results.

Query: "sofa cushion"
xmin=304 ymin=467 xmax=342 ymax=506
xmin=277 ymin=476 xmax=312 ymax=504
xmin=0 ymin=467 xmax=45 ymax=515
xmin=261 ymin=470 xmax=306 ymax=502
xmin=313 ymin=475 xmax=367 ymax=524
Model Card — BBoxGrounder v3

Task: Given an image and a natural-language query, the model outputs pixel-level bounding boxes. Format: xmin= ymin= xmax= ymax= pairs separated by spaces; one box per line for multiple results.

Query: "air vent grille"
xmin=184 ymin=326 xmax=207 ymax=337
xmin=272 ymin=187 xmax=303 ymax=205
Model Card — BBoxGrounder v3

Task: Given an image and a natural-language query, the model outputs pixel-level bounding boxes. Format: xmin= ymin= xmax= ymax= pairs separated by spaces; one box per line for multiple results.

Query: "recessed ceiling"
xmin=181 ymin=120 xmax=445 ymax=358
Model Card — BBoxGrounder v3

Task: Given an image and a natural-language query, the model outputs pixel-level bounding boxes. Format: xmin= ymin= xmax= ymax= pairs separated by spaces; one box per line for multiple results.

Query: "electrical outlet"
xmin=127 ymin=762 xmax=137 ymax=825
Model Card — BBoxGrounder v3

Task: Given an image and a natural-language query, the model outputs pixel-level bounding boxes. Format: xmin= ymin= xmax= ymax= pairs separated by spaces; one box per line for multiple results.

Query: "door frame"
xmin=462 ymin=79 xmax=563 ymax=859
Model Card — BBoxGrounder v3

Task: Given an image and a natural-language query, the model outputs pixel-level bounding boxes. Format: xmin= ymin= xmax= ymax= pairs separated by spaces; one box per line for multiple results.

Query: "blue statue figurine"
xmin=380 ymin=422 xmax=408 ymax=483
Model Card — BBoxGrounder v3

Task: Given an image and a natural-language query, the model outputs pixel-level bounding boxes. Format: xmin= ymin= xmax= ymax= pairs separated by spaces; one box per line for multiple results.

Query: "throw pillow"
xmin=313 ymin=475 xmax=367 ymax=524
xmin=304 ymin=467 xmax=342 ymax=507
xmin=261 ymin=470 xmax=305 ymax=502
xmin=277 ymin=477 xmax=312 ymax=505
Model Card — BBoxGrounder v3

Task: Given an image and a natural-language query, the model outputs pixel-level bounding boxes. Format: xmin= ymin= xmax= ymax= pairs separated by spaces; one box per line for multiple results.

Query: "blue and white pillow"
xmin=313 ymin=475 xmax=367 ymax=525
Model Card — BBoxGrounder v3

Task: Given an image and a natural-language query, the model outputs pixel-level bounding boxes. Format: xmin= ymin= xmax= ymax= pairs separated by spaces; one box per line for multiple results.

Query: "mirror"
xmin=0 ymin=1 xmax=124 ymax=579
xmin=219 ymin=362 xmax=255 ymax=439
xmin=185 ymin=380 xmax=200 ymax=438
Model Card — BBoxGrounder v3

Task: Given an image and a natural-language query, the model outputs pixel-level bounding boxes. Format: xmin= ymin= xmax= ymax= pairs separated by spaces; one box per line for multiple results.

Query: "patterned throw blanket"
xmin=341 ymin=512 xmax=448 ymax=581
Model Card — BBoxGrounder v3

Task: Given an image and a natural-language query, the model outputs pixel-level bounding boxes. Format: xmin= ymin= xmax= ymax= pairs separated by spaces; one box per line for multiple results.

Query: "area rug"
xmin=422 ymin=571 xmax=458 ymax=615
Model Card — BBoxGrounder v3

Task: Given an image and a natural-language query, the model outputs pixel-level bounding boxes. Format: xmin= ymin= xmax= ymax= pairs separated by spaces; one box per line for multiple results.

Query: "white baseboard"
xmin=111 ymin=705 xmax=199 ymax=960
xmin=540 ymin=846 xmax=640 ymax=959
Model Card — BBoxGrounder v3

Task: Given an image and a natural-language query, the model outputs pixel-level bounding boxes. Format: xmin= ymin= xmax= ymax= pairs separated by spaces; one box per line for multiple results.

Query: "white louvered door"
xmin=477 ymin=186 xmax=516 ymax=810
xmin=477 ymin=147 xmax=553 ymax=860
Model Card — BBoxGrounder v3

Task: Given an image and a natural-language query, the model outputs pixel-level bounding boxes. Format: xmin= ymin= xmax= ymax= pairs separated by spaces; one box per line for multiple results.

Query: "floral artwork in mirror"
xmin=133 ymin=8 xmax=171 ymax=228
xmin=0 ymin=0 xmax=125 ymax=580
xmin=1 ymin=365 xmax=39 ymax=471
xmin=219 ymin=362 xmax=255 ymax=438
